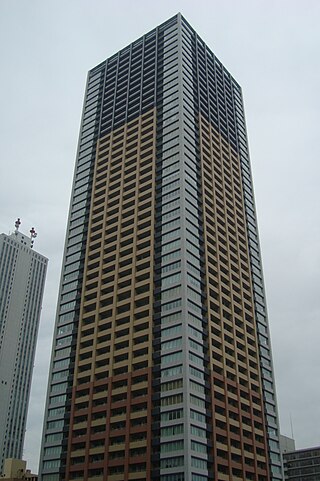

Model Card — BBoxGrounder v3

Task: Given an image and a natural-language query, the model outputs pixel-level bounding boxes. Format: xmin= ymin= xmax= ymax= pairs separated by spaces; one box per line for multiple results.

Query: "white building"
xmin=0 ymin=222 xmax=47 ymax=473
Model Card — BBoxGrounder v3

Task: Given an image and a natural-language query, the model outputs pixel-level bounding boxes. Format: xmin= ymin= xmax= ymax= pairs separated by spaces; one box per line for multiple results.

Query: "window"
xmin=190 ymin=366 xmax=204 ymax=380
xmin=162 ymin=239 xmax=180 ymax=253
xmin=162 ymin=261 xmax=181 ymax=273
xmin=48 ymin=407 xmax=65 ymax=418
xmin=189 ymin=352 xmax=203 ymax=366
xmin=161 ymin=351 xmax=182 ymax=365
xmin=162 ymin=189 xmax=180 ymax=205
xmin=44 ymin=446 xmax=62 ymax=456
xmin=190 ymin=394 xmax=205 ymax=409
xmin=161 ymin=324 xmax=182 ymax=338
xmin=188 ymin=325 xmax=202 ymax=340
xmin=190 ymin=410 xmax=206 ymax=423
xmin=161 ymin=424 xmax=183 ymax=436
xmin=161 ymin=299 xmax=182 ymax=312
xmin=52 ymin=370 xmax=69 ymax=381
xmin=191 ymin=425 xmax=206 ymax=438
xmin=162 ymin=228 xmax=180 ymax=242
xmin=161 ymin=311 xmax=182 ymax=325
xmin=161 ymin=378 xmax=183 ymax=392
xmin=161 ymin=409 xmax=183 ymax=421
xmin=49 ymin=394 xmax=67 ymax=405
xmin=47 ymin=420 xmax=64 ymax=430
xmin=160 ymin=474 xmax=184 ymax=481
xmin=161 ymin=365 xmax=183 ymax=378
xmin=162 ymin=251 xmax=181 ymax=264
xmin=42 ymin=475 xmax=60 ymax=481
xmin=161 ymin=393 xmax=183 ymax=406
xmin=192 ymin=475 xmax=207 ymax=481
xmin=190 ymin=380 xmax=205 ymax=394
xmin=160 ymin=456 xmax=184 ymax=469
xmin=45 ymin=433 xmax=63 ymax=443
xmin=191 ymin=457 xmax=207 ymax=469
xmin=189 ymin=338 xmax=204 ymax=353
xmin=161 ymin=286 xmax=181 ymax=301
xmin=191 ymin=441 xmax=207 ymax=453
xmin=160 ymin=440 xmax=184 ymax=453
xmin=43 ymin=460 xmax=61 ymax=469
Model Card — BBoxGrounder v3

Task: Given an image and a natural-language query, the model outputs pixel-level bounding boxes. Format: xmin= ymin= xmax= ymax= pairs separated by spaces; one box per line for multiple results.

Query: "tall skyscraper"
xmin=40 ymin=14 xmax=282 ymax=481
xmin=0 ymin=221 xmax=47 ymax=472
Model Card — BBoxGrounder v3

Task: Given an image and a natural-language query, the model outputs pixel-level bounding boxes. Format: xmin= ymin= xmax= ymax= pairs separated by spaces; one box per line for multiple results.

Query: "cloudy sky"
xmin=0 ymin=0 xmax=319 ymax=473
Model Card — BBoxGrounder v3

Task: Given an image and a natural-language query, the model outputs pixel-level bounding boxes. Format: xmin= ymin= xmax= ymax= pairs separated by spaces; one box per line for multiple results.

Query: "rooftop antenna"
xmin=14 ymin=218 xmax=21 ymax=234
xmin=30 ymin=227 xmax=37 ymax=248
xmin=290 ymin=412 xmax=295 ymax=440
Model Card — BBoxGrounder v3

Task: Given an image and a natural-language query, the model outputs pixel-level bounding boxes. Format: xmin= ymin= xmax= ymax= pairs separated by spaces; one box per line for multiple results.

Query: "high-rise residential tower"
xmin=0 ymin=221 xmax=47 ymax=472
xmin=40 ymin=14 xmax=282 ymax=481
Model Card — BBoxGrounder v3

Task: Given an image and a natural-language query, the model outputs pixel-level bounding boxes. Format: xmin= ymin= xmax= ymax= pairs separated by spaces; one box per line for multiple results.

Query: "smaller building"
xmin=283 ymin=445 xmax=320 ymax=481
xmin=0 ymin=221 xmax=47 ymax=471
xmin=280 ymin=434 xmax=296 ymax=454
xmin=1 ymin=458 xmax=37 ymax=481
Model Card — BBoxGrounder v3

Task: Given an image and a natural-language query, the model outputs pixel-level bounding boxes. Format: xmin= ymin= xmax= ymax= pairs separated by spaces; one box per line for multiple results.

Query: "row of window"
xmin=46 ymin=66 xmax=104 ymax=441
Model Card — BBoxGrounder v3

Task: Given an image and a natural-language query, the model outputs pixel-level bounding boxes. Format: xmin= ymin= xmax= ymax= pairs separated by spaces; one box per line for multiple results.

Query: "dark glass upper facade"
xmin=39 ymin=14 xmax=282 ymax=481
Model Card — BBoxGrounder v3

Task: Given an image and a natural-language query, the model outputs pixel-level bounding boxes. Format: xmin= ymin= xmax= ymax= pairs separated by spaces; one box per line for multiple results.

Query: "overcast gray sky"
xmin=0 ymin=0 xmax=319 ymax=473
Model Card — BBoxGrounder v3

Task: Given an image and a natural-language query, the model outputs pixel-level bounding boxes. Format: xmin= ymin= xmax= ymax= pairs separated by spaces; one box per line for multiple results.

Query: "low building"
xmin=283 ymin=445 xmax=320 ymax=481
xmin=1 ymin=458 xmax=37 ymax=481
xmin=280 ymin=434 xmax=296 ymax=455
